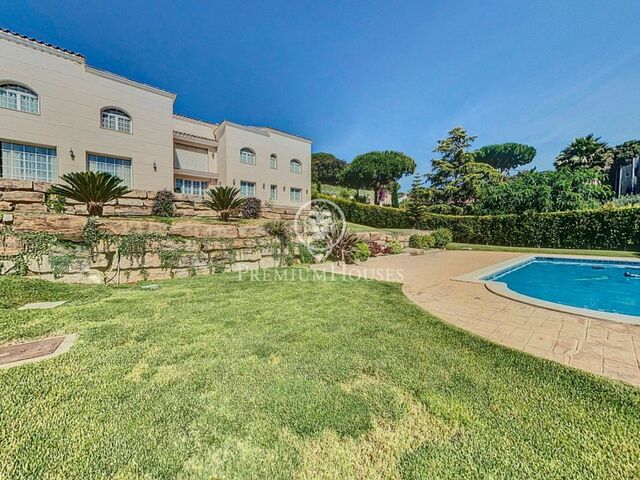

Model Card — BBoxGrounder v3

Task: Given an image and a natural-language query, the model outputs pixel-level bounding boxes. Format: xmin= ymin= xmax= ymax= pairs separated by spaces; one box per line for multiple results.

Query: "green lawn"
xmin=1 ymin=273 xmax=639 ymax=478
xmin=346 ymin=222 xmax=422 ymax=236
xmin=448 ymin=242 xmax=640 ymax=258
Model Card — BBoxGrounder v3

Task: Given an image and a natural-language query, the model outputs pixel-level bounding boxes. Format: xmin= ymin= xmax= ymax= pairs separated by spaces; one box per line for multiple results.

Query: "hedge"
xmin=315 ymin=194 xmax=640 ymax=250
xmin=421 ymin=207 xmax=640 ymax=251
xmin=315 ymin=194 xmax=410 ymax=229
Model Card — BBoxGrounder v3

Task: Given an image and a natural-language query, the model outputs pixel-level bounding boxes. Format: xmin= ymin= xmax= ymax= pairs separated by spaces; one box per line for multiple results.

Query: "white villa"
xmin=0 ymin=29 xmax=312 ymax=207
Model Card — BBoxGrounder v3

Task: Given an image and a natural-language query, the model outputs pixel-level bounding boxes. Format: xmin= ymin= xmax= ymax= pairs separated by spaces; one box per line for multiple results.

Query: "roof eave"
xmin=0 ymin=28 xmax=85 ymax=64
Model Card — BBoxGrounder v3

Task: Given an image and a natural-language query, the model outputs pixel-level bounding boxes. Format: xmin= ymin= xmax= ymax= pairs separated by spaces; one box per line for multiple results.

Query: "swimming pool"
xmin=482 ymin=257 xmax=640 ymax=319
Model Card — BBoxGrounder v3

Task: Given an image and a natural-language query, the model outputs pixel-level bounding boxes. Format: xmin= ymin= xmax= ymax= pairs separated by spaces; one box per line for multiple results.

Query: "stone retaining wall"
xmin=0 ymin=213 xmax=411 ymax=284
xmin=0 ymin=178 xmax=300 ymax=220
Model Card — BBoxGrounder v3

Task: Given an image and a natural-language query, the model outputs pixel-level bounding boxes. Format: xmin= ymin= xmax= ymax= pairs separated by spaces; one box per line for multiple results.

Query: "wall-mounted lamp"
xmin=69 ymin=148 xmax=75 ymax=160
xmin=262 ymin=183 xmax=265 ymax=189
xmin=233 ymin=179 xmax=236 ymax=186
xmin=282 ymin=186 xmax=286 ymax=191
xmin=153 ymin=161 xmax=158 ymax=172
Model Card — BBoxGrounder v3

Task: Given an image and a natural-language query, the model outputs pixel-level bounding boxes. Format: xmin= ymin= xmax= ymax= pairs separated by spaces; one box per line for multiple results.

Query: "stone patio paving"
xmin=313 ymin=250 xmax=640 ymax=387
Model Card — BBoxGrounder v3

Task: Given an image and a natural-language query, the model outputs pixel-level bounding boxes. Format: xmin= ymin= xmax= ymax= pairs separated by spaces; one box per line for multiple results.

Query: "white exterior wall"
xmin=0 ymin=35 xmax=175 ymax=191
xmin=172 ymin=115 xmax=217 ymax=175
xmin=215 ymin=122 xmax=311 ymax=207
xmin=0 ymin=31 xmax=312 ymax=201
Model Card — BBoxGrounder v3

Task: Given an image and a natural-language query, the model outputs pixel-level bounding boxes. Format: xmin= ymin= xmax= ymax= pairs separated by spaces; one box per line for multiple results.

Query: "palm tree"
xmin=49 ymin=171 xmax=131 ymax=216
xmin=554 ymin=134 xmax=613 ymax=172
xmin=203 ymin=186 xmax=245 ymax=221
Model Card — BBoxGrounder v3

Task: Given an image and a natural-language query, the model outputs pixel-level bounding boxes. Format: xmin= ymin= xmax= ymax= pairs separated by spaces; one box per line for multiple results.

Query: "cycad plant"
xmin=203 ymin=186 xmax=245 ymax=221
xmin=49 ymin=171 xmax=131 ymax=216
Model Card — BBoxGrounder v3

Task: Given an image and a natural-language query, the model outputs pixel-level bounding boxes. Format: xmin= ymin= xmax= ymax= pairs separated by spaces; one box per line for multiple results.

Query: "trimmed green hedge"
xmin=315 ymin=194 xmax=409 ymax=229
xmin=421 ymin=207 xmax=640 ymax=251
xmin=316 ymin=194 xmax=640 ymax=250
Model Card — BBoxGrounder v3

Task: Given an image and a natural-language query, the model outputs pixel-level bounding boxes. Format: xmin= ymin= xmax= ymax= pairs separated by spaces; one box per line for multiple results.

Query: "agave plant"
xmin=325 ymin=225 xmax=360 ymax=265
xmin=203 ymin=186 xmax=245 ymax=221
xmin=49 ymin=171 xmax=131 ymax=216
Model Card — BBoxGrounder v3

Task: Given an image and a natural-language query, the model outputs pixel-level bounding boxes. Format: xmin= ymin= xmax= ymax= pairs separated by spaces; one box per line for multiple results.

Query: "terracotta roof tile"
xmin=252 ymin=125 xmax=313 ymax=143
xmin=173 ymin=113 xmax=218 ymax=127
xmin=173 ymin=130 xmax=217 ymax=144
xmin=0 ymin=28 xmax=84 ymax=59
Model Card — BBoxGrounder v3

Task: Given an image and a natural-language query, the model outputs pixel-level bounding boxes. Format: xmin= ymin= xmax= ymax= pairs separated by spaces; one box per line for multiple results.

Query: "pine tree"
xmin=406 ymin=175 xmax=428 ymax=228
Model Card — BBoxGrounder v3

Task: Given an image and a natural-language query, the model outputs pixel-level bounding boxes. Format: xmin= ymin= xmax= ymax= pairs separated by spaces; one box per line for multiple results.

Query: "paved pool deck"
xmin=312 ymin=250 xmax=640 ymax=387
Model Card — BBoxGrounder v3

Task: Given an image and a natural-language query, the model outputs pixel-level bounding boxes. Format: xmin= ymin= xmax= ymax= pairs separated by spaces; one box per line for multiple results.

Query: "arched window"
xmin=270 ymin=154 xmax=278 ymax=169
xmin=290 ymin=159 xmax=302 ymax=174
xmin=0 ymin=83 xmax=39 ymax=114
xmin=240 ymin=148 xmax=256 ymax=165
xmin=101 ymin=108 xmax=132 ymax=133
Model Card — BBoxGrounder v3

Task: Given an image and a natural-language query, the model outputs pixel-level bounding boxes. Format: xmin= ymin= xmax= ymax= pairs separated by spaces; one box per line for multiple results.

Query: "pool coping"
xmin=453 ymin=254 xmax=640 ymax=324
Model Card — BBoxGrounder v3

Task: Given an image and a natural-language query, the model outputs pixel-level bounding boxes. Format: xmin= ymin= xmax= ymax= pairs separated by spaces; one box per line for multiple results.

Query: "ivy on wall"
xmin=0 ymin=217 xmax=284 ymax=283
xmin=1 ymin=229 xmax=58 ymax=276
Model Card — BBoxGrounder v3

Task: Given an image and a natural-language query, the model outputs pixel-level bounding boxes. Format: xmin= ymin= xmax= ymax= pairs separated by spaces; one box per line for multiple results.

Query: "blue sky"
xmin=3 ymin=0 xmax=640 ymax=189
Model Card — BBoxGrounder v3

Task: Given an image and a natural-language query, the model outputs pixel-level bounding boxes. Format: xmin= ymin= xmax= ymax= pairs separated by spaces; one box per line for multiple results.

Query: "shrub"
xmin=354 ymin=242 xmax=371 ymax=262
xmin=408 ymin=234 xmax=433 ymax=249
xmin=152 ymin=189 xmax=176 ymax=217
xmin=241 ymin=197 xmax=261 ymax=219
xmin=264 ymin=220 xmax=293 ymax=246
xmin=338 ymin=188 xmax=352 ymax=199
xmin=326 ymin=226 xmax=360 ymax=264
xmin=609 ymin=195 xmax=640 ymax=208
xmin=430 ymin=228 xmax=453 ymax=249
xmin=297 ymin=243 xmax=315 ymax=264
xmin=49 ymin=171 xmax=131 ymax=216
xmin=368 ymin=242 xmax=391 ymax=256
xmin=353 ymin=193 xmax=370 ymax=204
xmin=388 ymin=240 xmax=403 ymax=254
xmin=264 ymin=220 xmax=294 ymax=266
xmin=203 ymin=186 xmax=245 ymax=221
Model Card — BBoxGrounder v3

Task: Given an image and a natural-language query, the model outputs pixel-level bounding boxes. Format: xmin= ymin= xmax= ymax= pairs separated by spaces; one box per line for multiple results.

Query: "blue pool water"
xmin=484 ymin=257 xmax=640 ymax=317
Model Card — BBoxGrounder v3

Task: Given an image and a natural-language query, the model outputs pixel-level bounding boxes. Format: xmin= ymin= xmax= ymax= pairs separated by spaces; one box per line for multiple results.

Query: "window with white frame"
xmin=240 ymin=148 xmax=256 ymax=165
xmin=290 ymin=187 xmax=302 ymax=202
xmin=270 ymin=154 xmax=278 ymax=169
xmin=240 ymin=181 xmax=256 ymax=197
xmin=101 ymin=108 xmax=132 ymax=133
xmin=0 ymin=142 xmax=56 ymax=182
xmin=0 ymin=84 xmax=39 ymax=114
xmin=270 ymin=184 xmax=278 ymax=200
xmin=175 ymin=178 xmax=208 ymax=196
xmin=87 ymin=153 xmax=132 ymax=187
xmin=290 ymin=159 xmax=302 ymax=174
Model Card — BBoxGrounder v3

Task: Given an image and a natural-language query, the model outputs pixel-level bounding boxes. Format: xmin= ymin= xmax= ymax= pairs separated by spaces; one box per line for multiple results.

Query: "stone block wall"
xmin=0 ymin=214 xmax=285 ymax=283
xmin=0 ymin=212 xmax=413 ymax=284
xmin=0 ymin=178 xmax=301 ymax=220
